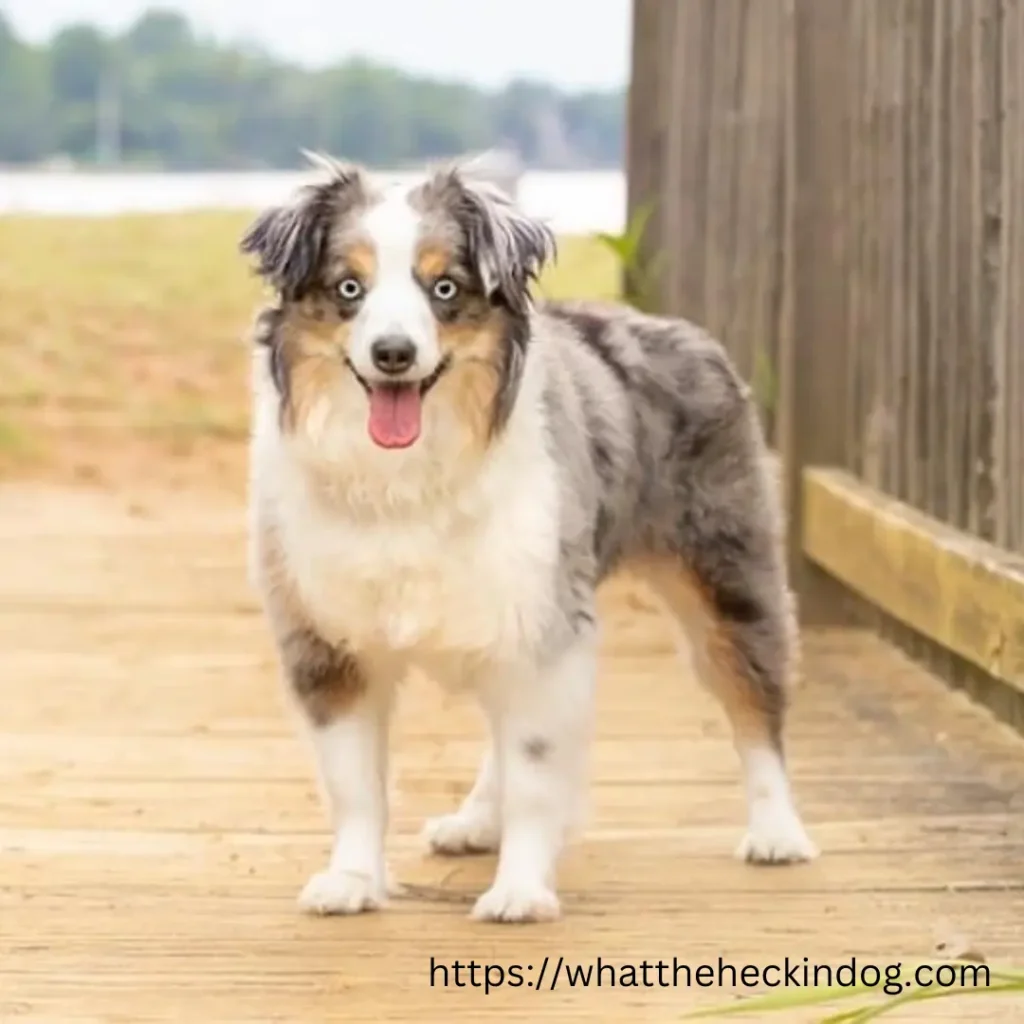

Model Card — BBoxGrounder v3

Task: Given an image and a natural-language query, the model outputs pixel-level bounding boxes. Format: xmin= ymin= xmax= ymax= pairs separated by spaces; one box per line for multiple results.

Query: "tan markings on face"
xmin=272 ymin=304 xmax=356 ymax=434
xmin=434 ymin=310 xmax=508 ymax=449
xmin=415 ymin=243 xmax=453 ymax=280
xmin=340 ymin=241 xmax=377 ymax=283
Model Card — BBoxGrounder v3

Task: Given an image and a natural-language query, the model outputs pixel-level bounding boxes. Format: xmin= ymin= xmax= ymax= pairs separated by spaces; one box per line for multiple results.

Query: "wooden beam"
xmin=774 ymin=0 xmax=853 ymax=625
xmin=802 ymin=466 xmax=1024 ymax=694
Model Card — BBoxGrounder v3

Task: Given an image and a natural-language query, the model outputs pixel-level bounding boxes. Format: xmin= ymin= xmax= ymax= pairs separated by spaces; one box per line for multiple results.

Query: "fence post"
xmin=625 ymin=0 xmax=667 ymax=307
xmin=775 ymin=0 xmax=852 ymax=626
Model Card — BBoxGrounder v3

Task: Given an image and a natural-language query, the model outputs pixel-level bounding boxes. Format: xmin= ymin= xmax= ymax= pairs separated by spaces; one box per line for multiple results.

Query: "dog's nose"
xmin=370 ymin=335 xmax=417 ymax=376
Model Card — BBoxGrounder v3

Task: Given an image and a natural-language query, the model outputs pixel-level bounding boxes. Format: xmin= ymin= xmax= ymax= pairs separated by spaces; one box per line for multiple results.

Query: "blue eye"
xmin=338 ymin=277 xmax=364 ymax=301
xmin=432 ymin=277 xmax=458 ymax=301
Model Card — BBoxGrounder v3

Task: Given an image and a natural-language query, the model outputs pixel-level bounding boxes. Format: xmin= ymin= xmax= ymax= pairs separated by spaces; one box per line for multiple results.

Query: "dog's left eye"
xmin=432 ymin=277 xmax=459 ymax=302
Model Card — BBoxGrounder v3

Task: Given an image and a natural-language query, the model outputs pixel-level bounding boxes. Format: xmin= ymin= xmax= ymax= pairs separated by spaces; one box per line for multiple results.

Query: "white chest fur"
xmin=287 ymin=480 xmax=557 ymax=664
xmin=251 ymin=393 xmax=562 ymax=685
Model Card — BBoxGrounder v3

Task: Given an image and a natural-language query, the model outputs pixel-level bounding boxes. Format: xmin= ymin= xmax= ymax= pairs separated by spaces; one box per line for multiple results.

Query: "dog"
xmin=239 ymin=152 xmax=818 ymax=924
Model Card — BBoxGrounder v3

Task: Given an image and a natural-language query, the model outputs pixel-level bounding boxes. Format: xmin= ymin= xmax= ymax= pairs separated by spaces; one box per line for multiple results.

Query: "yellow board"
xmin=802 ymin=466 xmax=1024 ymax=695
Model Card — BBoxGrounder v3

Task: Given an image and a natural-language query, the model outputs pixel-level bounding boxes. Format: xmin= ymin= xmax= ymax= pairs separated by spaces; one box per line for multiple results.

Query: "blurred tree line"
xmin=0 ymin=9 xmax=624 ymax=170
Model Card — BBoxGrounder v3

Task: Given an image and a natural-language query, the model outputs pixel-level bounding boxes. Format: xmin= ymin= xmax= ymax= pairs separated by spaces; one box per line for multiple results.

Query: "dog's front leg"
xmin=471 ymin=633 xmax=597 ymax=923
xmin=279 ymin=629 xmax=393 ymax=915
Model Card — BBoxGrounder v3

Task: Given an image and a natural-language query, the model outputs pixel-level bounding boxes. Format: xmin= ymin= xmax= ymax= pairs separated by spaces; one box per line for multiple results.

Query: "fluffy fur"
xmin=240 ymin=153 xmax=818 ymax=924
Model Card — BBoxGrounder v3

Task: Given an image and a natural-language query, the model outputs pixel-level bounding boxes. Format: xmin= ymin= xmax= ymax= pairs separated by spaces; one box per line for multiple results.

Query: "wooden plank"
xmin=901 ymin=0 xmax=926 ymax=511
xmin=776 ymin=0 xmax=853 ymax=623
xmin=966 ymin=0 xmax=1001 ymax=547
xmin=659 ymin=0 xmax=693 ymax=317
xmin=740 ymin=0 xmax=785 ymax=443
xmin=673 ymin=0 xmax=716 ymax=320
xmin=886 ymin=0 xmax=911 ymax=503
xmin=843 ymin=0 xmax=865 ymax=481
xmin=864 ymin=0 xmax=891 ymax=492
xmin=624 ymin=0 xmax=665 ymax=306
xmin=802 ymin=465 xmax=1024 ymax=693
xmin=993 ymin=0 xmax=1022 ymax=553
xmin=1011 ymin=0 xmax=1024 ymax=553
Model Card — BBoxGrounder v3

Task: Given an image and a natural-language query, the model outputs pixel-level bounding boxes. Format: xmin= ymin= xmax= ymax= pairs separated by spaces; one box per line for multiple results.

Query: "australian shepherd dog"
xmin=239 ymin=153 xmax=817 ymax=924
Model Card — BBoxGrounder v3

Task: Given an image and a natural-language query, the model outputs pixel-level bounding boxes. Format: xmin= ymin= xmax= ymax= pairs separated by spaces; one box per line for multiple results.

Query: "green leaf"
xmin=594 ymin=231 xmax=632 ymax=261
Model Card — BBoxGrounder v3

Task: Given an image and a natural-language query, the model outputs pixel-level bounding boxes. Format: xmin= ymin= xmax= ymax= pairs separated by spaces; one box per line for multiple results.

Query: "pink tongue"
xmin=367 ymin=385 xmax=422 ymax=449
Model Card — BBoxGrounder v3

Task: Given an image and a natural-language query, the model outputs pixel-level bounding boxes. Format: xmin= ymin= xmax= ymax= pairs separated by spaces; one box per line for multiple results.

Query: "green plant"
xmin=684 ymin=961 xmax=1023 ymax=1023
xmin=594 ymin=200 xmax=663 ymax=311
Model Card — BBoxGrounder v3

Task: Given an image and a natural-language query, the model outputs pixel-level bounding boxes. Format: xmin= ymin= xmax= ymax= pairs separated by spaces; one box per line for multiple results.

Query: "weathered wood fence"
xmin=627 ymin=0 xmax=1024 ymax=729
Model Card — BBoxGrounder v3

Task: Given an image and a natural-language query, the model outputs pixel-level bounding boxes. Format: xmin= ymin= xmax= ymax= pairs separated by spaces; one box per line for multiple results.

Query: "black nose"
xmin=370 ymin=335 xmax=416 ymax=376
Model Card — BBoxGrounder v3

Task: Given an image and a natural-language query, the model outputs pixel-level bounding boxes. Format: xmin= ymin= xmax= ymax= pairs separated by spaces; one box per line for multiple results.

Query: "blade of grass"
xmin=820 ymin=1010 xmax=882 ymax=1024
xmin=684 ymin=962 xmax=1023 ymax=1020
xmin=820 ymin=981 xmax=1023 ymax=1023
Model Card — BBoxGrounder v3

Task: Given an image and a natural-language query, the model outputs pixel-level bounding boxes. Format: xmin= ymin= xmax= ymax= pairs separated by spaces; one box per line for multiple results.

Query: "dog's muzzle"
xmin=344 ymin=351 xmax=451 ymax=451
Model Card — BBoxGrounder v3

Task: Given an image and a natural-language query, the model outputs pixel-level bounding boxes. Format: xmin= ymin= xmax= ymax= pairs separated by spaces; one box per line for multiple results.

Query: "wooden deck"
xmin=2 ymin=485 xmax=1024 ymax=1023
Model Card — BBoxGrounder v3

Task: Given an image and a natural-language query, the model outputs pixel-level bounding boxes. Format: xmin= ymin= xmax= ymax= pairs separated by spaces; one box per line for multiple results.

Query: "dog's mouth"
xmin=345 ymin=356 xmax=450 ymax=450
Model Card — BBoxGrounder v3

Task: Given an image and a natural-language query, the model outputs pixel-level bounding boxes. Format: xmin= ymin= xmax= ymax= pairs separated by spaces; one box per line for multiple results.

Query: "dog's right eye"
xmin=337 ymin=277 xmax=364 ymax=302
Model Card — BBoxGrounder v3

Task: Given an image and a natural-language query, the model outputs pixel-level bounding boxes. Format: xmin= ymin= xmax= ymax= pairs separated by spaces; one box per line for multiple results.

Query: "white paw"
xmin=297 ymin=869 xmax=387 ymax=915
xmin=471 ymin=880 xmax=561 ymax=923
xmin=736 ymin=811 xmax=819 ymax=865
xmin=422 ymin=810 xmax=500 ymax=855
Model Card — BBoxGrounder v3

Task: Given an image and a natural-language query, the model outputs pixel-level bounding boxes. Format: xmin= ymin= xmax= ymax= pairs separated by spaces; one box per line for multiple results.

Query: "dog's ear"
xmin=240 ymin=153 xmax=367 ymax=301
xmin=433 ymin=168 xmax=556 ymax=318
xmin=240 ymin=196 xmax=328 ymax=301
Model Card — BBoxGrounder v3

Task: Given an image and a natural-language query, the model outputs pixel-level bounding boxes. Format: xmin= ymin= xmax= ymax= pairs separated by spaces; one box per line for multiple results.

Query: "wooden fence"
xmin=627 ymin=0 xmax=1024 ymax=729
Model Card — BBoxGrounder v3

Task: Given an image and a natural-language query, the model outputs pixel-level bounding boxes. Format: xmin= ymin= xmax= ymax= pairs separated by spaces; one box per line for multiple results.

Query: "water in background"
xmin=0 ymin=169 xmax=626 ymax=236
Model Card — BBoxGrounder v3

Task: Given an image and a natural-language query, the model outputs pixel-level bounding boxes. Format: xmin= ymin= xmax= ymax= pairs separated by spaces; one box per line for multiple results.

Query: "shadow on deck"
xmin=1 ymin=485 xmax=1022 ymax=1022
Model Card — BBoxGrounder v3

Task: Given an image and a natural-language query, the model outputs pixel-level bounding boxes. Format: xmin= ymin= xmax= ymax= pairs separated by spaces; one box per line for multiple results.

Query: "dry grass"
xmin=0 ymin=212 xmax=619 ymax=490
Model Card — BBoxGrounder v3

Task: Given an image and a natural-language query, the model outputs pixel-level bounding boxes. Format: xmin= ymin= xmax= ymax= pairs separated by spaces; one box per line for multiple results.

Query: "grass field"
xmin=0 ymin=213 xmax=619 ymax=489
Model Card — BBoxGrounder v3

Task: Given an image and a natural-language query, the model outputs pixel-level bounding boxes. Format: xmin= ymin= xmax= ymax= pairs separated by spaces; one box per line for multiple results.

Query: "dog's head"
xmin=240 ymin=152 xmax=555 ymax=452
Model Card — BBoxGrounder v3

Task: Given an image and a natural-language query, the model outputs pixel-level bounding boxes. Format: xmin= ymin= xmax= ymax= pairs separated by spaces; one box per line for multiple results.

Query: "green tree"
xmin=0 ymin=14 xmax=53 ymax=161
xmin=0 ymin=9 xmax=625 ymax=170
xmin=50 ymin=25 xmax=108 ymax=103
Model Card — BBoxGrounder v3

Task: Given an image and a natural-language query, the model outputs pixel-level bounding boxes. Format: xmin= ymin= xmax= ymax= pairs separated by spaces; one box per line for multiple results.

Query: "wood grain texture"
xmin=803 ymin=466 xmax=1024 ymax=694
xmin=1 ymin=484 xmax=1024 ymax=1022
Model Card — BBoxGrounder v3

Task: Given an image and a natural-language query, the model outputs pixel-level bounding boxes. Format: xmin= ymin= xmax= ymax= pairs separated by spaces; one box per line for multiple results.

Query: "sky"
xmin=1 ymin=0 xmax=632 ymax=90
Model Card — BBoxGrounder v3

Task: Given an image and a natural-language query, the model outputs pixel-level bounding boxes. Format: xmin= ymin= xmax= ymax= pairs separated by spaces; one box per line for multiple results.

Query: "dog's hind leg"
xmin=422 ymin=738 xmax=501 ymax=855
xmin=638 ymin=552 xmax=818 ymax=865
